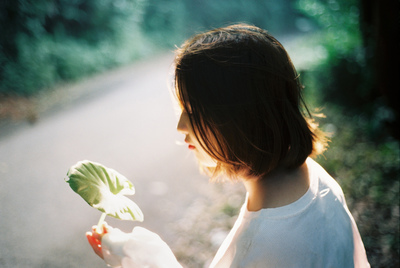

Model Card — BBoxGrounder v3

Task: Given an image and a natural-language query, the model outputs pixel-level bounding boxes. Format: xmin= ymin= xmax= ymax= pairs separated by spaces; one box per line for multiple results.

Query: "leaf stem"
xmin=96 ymin=213 xmax=107 ymax=232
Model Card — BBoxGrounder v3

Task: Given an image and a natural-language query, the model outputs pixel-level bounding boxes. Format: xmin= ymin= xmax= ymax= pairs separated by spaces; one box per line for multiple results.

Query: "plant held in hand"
xmin=65 ymin=160 xmax=144 ymax=229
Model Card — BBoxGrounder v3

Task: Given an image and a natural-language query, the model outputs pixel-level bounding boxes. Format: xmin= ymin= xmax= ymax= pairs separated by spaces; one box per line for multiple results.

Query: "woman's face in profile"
xmin=177 ymin=108 xmax=217 ymax=168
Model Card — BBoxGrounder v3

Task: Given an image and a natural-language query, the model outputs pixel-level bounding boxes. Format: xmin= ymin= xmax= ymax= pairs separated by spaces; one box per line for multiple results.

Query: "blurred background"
xmin=0 ymin=0 xmax=398 ymax=267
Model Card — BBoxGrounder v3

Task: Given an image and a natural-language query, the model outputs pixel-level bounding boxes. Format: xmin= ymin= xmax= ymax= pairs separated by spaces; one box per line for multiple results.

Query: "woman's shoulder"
xmin=307 ymin=157 xmax=346 ymax=202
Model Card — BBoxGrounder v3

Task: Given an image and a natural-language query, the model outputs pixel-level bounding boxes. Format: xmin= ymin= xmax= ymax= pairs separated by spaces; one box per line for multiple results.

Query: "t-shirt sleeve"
xmin=101 ymin=227 xmax=183 ymax=268
xmin=102 ymin=228 xmax=130 ymax=267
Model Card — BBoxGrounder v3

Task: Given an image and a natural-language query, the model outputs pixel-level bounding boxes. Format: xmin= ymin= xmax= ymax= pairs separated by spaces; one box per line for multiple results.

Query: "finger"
xmin=86 ymin=234 xmax=104 ymax=259
xmin=91 ymin=232 xmax=101 ymax=241
xmin=86 ymin=232 xmax=96 ymax=245
xmin=85 ymin=232 xmax=92 ymax=242
xmin=102 ymin=222 xmax=109 ymax=234
xmin=87 ymin=234 xmax=101 ymax=251
xmin=87 ymin=232 xmax=101 ymax=246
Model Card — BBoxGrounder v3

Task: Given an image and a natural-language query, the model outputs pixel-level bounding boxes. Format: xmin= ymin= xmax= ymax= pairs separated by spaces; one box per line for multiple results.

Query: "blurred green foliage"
xmin=140 ymin=0 xmax=301 ymax=46
xmin=314 ymin=104 xmax=399 ymax=267
xmin=0 ymin=0 xmax=155 ymax=95
xmin=295 ymin=0 xmax=399 ymax=266
xmin=1 ymin=0 xmax=304 ymax=96
xmin=296 ymin=0 xmax=397 ymax=140
xmin=296 ymin=0 xmax=368 ymax=107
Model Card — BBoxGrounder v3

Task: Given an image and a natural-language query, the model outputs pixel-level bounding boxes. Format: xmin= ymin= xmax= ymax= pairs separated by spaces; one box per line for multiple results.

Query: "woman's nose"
xmin=177 ymin=111 xmax=189 ymax=134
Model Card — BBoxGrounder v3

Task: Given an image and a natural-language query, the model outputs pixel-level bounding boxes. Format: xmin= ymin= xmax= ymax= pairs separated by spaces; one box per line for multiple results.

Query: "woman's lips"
xmin=188 ymin=144 xmax=196 ymax=150
xmin=185 ymin=139 xmax=195 ymax=150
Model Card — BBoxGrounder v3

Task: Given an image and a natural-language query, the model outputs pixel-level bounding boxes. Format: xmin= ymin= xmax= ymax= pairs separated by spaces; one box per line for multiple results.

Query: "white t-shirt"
xmin=102 ymin=227 xmax=182 ymax=268
xmin=101 ymin=158 xmax=370 ymax=268
xmin=209 ymin=158 xmax=370 ymax=267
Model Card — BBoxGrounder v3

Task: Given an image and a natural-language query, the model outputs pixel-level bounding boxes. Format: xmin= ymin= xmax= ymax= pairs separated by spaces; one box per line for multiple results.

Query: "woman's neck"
xmin=242 ymin=162 xmax=310 ymax=211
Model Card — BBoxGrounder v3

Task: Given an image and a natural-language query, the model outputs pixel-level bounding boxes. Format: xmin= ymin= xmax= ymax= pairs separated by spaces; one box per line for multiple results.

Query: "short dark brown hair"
xmin=174 ymin=24 xmax=327 ymax=180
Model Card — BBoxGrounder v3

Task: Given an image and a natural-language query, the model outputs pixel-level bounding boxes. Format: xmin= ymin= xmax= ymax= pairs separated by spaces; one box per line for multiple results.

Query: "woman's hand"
xmin=86 ymin=222 xmax=111 ymax=259
xmin=86 ymin=224 xmax=182 ymax=267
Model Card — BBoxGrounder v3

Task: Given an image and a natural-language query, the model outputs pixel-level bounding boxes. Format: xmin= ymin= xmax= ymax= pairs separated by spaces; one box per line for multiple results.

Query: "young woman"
xmin=86 ymin=24 xmax=370 ymax=267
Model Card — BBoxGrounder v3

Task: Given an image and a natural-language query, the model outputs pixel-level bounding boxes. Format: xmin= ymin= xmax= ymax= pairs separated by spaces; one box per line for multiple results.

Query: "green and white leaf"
xmin=66 ymin=160 xmax=144 ymax=222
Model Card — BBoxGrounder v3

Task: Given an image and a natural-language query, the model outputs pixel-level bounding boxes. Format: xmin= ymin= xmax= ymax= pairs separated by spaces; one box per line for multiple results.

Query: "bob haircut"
xmin=174 ymin=23 xmax=327 ymax=180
